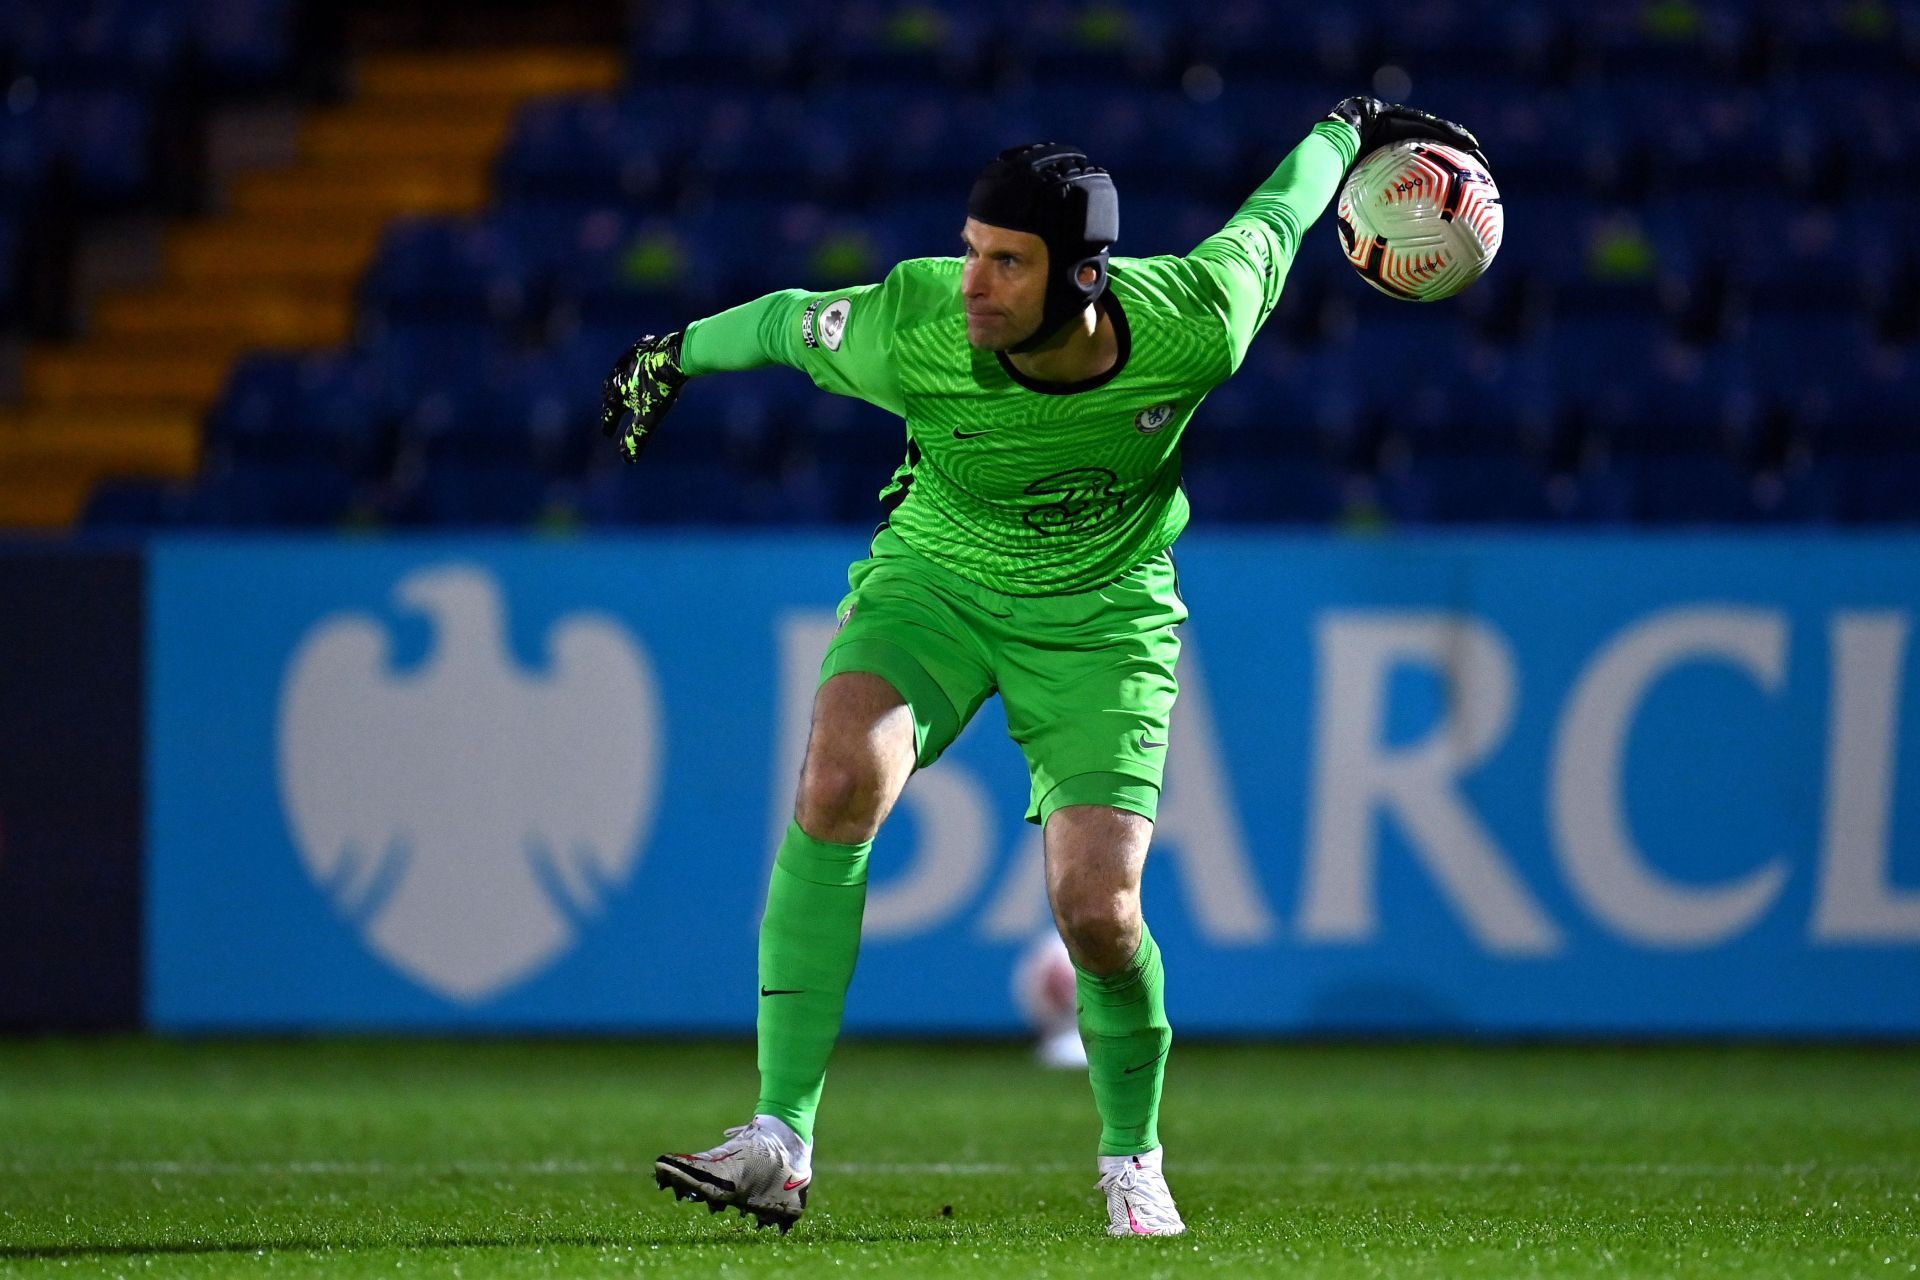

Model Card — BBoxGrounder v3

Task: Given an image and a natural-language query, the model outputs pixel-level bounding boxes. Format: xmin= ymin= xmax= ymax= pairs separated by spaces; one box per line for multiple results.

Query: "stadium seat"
xmin=360 ymin=215 xmax=537 ymax=329
xmin=205 ymin=351 xmax=394 ymax=478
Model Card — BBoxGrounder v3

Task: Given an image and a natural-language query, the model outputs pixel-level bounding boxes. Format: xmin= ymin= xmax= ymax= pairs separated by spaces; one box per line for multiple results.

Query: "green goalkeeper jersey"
xmin=681 ymin=120 xmax=1357 ymax=596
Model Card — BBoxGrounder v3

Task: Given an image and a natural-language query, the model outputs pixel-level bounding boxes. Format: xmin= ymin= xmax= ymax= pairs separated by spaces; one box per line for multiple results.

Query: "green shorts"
xmin=819 ymin=524 xmax=1188 ymax=826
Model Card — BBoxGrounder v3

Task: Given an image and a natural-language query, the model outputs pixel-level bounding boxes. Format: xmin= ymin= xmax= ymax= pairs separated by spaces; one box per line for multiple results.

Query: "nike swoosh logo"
xmin=760 ymin=987 xmax=805 ymax=997
xmin=952 ymin=428 xmax=994 ymax=440
xmin=1124 ymin=1048 xmax=1168 ymax=1075
xmin=784 ymin=1176 xmax=811 ymax=1191
xmin=1139 ymin=736 xmax=1167 ymax=749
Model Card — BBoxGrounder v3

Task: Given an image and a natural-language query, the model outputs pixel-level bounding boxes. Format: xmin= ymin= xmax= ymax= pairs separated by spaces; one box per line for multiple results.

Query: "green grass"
xmin=1 ymin=1040 xmax=1916 ymax=1277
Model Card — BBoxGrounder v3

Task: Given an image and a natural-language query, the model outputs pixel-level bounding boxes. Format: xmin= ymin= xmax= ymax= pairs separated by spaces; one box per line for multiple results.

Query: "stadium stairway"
xmin=0 ymin=48 xmax=620 ymax=529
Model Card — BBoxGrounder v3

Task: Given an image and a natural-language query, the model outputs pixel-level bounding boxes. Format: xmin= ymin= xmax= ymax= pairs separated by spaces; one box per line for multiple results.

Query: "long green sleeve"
xmin=1184 ymin=119 xmax=1359 ymax=369
xmin=680 ymin=288 xmax=811 ymax=374
xmin=680 ymin=271 xmax=910 ymax=416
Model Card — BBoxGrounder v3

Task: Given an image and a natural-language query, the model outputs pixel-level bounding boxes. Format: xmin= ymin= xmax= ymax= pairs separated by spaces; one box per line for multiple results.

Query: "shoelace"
xmin=1099 ymin=1166 xmax=1182 ymax=1230
xmin=698 ymin=1120 xmax=787 ymax=1174
xmin=697 ymin=1124 xmax=780 ymax=1162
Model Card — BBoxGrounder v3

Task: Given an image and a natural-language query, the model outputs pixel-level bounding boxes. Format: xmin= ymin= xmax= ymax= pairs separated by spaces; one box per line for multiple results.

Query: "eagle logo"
xmin=277 ymin=565 xmax=662 ymax=1003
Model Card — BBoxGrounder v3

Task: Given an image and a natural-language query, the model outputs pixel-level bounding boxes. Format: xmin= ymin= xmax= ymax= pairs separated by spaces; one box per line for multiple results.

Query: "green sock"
xmin=754 ymin=818 xmax=871 ymax=1146
xmin=1075 ymin=924 xmax=1171 ymax=1156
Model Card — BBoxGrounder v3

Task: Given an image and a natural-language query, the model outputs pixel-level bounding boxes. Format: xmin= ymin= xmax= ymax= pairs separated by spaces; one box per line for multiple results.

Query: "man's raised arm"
xmin=1184 ymin=119 xmax=1356 ymax=371
xmin=1186 ymin=98 xmax=1483 ymax=371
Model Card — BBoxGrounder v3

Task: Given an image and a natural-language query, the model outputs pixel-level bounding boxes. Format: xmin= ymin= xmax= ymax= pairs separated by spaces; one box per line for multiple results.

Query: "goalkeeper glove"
xmin=1326 ymin=96 xmax=1488 ymax=170
xmin=599 ymin=331 xmax=688 ymax=463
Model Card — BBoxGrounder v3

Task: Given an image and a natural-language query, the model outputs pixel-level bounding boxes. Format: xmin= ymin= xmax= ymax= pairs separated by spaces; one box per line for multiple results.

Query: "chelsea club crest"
xmin=1134 ymin=403 xmax=1176 ymax=434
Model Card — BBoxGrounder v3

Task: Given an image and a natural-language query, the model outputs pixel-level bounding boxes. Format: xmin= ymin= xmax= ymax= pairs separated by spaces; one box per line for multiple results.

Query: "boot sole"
xmin=654 ymin=1157 xmax=803 ymax=1235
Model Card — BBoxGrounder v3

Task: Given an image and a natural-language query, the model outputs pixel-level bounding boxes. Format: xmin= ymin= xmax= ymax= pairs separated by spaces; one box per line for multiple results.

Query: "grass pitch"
xmin=0 ymin=1040 xmax=1915 ymax=1277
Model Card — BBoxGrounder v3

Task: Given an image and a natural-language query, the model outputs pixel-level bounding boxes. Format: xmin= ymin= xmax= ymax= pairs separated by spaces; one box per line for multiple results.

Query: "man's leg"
xmin=659 ymin=529 xmax=992 ymax=1230
xmin=1043 ymin=804 xmax=1168 ymax=1156
xmin=656 ymin=671 xmax=920 ymax=1231
xmin=756 ymin=671 xmax=919 ymax=1144
xmin=1046 ymin=802 xmax=1185 ymax=1236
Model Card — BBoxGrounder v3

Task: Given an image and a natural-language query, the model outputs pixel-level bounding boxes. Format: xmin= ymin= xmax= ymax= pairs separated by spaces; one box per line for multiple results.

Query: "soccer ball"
xmin=1012 ymin=933 xmax=1086 ymax=1070
xmin=1335 ymin=139 xmax=1502 ymax=301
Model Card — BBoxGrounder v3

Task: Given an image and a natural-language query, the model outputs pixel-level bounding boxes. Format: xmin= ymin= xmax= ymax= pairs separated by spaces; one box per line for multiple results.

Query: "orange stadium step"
xmin=168 ymin=222 xmax=384 ymax=283
xmin=26 ymin=348 xmax=242 ymax=407
xmin=302 ymin=112 xmax=509 ymax=163
xmin=0 ymin=471 xmax=96 ymax=528
xmin=0 ymin=410 xmax=200 ymax=527
xmin=229 ymin=164 xmax=492 ymax=218
xmin=93 ymin=286 xmax=355 ymax=346
xmin=0 ymin=410 xmax=201 ymax=474
xmin=354 ymin=48 xmax=621 ymax=101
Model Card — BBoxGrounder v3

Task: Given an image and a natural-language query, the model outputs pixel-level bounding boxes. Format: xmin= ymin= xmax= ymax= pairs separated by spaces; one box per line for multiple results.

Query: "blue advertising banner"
xmin=148 ymin=534 xmax=1920 ymax=1034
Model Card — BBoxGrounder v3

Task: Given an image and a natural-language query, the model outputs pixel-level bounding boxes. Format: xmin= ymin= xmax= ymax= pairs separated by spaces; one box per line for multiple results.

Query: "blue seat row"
xmin=497 ymin=76 xmax=1917 ymax=208
xmin=0 ymin=0 xmax=292 ymax=88
xmin=195 ymin=319 xmax=1918 ymax=499
xmin=84 ymin=441 xmax=1920 ymax=532
xmin=0 ymin=86 xmax=154 ymax=205
xmin=625 ymin=0 xmax=1920 ymax=86
xmin=355 ymin=192 xmax=1915 ymax=349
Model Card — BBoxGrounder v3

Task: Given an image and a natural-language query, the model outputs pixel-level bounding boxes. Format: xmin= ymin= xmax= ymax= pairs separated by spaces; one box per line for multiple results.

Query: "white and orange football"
xmin=1335 ymin=140 xmax=1503 ymax=301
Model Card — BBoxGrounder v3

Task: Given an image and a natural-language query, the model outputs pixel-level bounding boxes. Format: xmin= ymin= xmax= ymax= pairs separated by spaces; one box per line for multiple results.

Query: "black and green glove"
xmin=1326 ymin=96 xmax=1488 ymax=170
xmin=599 ymin=331 xmax=688 ymax=463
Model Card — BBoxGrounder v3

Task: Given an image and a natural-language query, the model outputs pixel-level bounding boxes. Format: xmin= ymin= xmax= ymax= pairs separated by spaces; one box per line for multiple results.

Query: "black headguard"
xmin=966 ymin=142 xmax=1118 ymax=353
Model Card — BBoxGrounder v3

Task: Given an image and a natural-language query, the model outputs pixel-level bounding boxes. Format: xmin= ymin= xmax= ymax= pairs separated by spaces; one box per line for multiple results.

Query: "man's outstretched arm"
xmin=1186 ymin=99 xmax=1483 ymax=370
xmin=601 ymin=274 xmax=908 ymax=463
xmin=1184 ymin=119 xmax=1356 ymax=372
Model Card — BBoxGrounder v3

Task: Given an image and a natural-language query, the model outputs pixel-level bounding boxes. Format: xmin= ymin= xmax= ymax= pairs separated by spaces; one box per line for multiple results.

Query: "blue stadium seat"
xmin=525 ymin=199 xmax=760 ymax=319
xmin=1628 ymin=453 xmax=1758 ymax=524
xmin=1414 ymin=452 xmax=1553 ymax=523
xmin=0 ymin=110 xmax=51 ymax=201
xmin=360 ymin=215 xmax=536 ymax=329
xmin=206 ymin=351 xmax=393 ymax=476
xmin=183 ymin=459 xmax=358 ymax=528
xmin=679 ymin=91 xmax=858 ymax=203
xmin=9 ymin=0 xmax=187 ymax=89
xmin=1183 ymin=457 xmax=1345 ymax=523
xmin=192 ymin=0 xmax=294 ymax=86
xmin=819 ymin=3 xmax=991 ymax=85
xmin=80 ymin=475 xmax=183 ymax=530
xmin=401 ymin=454 xmax=556 ymax=527
xmin=500 ymin=89 xmax=716 ymax=205
xmin=631 ymin=0 xmax=815 ymax=87
xmin=1759 ymin=0 xmax=1914 ymax=75
xmin=580 ymin=456 xmax=768 ymax=524
xmin=1832 ymin=450 xmax=1920 ymax=524
xmin=41 ymin=87 xmax=154 ymax=203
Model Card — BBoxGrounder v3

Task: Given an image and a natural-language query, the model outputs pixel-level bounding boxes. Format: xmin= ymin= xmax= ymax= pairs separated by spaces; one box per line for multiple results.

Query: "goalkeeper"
xmin=609 ymin=97 xmax=1482 ymax=1238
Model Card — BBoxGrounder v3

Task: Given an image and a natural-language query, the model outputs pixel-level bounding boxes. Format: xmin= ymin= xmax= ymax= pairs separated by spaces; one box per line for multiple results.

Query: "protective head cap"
xmin=966 ymin=142 xmax=1118 ymax=352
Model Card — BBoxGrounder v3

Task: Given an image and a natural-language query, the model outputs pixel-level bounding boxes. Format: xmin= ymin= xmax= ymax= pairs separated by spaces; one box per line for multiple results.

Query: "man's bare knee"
xmin=1052 ymin=889 xmax=1140 ymax=975
xmin=796 ymin=751 xmax=887 ymax=841
xmin=1044 ymin=804 xmax=1151 ymax=975
xmin=793 ymin=673 xmax=918 ymax=844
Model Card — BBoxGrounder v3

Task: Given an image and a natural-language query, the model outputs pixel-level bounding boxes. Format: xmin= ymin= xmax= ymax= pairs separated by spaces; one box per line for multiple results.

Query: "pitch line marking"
xmin=2 ymin=1160 xmax=1909 ymax=1179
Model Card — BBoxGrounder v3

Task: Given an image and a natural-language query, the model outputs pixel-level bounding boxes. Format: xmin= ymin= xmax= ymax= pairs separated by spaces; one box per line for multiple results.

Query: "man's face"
xmin=961 ymin=218 xmax=1049 ymax=351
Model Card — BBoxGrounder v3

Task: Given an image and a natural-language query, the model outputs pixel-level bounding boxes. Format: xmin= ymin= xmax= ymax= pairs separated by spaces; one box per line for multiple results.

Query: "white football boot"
xmin=655 ymin=1119 xmax=810 ymax=1234
xmin=1097 ymin=1146 xmax=1187 ymax=1236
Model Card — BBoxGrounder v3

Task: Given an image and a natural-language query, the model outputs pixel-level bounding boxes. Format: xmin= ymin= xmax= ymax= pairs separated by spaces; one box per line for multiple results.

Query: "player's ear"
xmin=1077 ymin=264 xmax=1098 ymax=287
